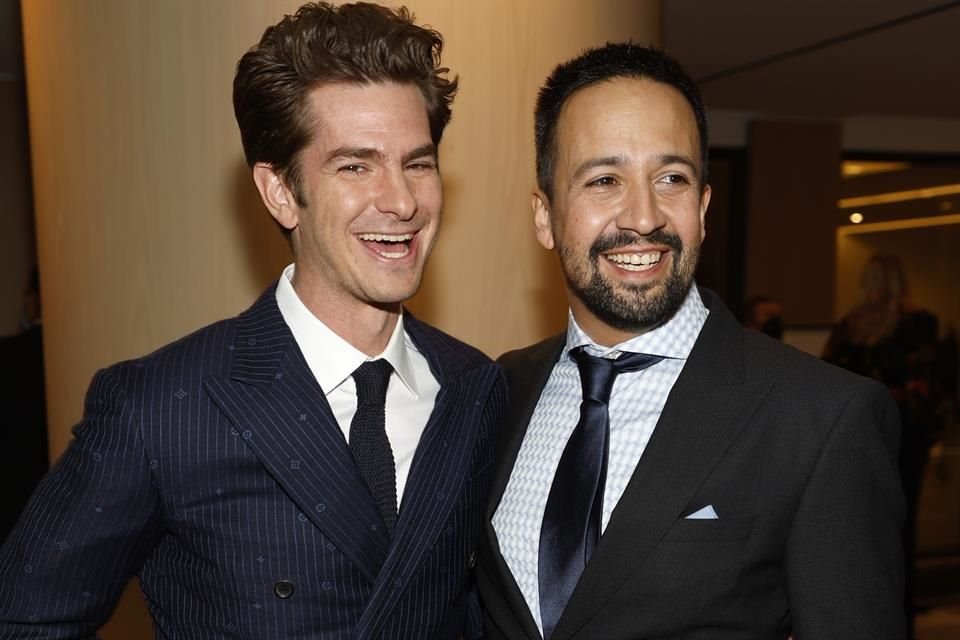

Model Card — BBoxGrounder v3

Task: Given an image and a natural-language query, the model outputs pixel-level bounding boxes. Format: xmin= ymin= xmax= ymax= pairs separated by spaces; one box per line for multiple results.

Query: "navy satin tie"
xmin=349 ymin=359 xmax=398 ymax=534
xmin=538 ymin=347 xmax=663 ymax=639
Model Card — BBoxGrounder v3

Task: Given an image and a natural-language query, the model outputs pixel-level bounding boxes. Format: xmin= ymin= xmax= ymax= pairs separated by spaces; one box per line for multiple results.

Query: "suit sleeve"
xmin=0 ymin=366 xmax=164 ymax=639
xmin=786 ymin=382 xmax=905 ymax=639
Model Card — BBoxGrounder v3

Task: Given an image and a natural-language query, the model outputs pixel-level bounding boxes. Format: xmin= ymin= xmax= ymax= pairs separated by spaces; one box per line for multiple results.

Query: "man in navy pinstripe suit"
xmin=0 ymin=3 xmax=506 ymax=638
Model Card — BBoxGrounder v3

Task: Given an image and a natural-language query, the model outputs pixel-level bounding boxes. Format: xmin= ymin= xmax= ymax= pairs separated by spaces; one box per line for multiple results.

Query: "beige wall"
xmin=21 ymin=1 xmax=660 ymax=636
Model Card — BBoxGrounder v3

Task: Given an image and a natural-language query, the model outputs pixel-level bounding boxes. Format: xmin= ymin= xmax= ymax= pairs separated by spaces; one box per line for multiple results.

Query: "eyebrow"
xmin=402 ymin=143 xmax=438 ymax=164
xmin=324 ymin=143 xmax=437 ymax=165
xmin=325 ymin=146 xmax=383 ymax=164
xmin=571 ymin=155 xmax=627 ymax=182
xmin=570 ymin=153 xmax=700 ymax=182
xmin=656 ymin=154 xmax=700 ymax=175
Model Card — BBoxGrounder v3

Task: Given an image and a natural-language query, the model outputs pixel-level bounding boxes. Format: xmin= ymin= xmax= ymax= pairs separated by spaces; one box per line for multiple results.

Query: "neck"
xmin=569 ymin=303 xmax=649 ymax=348
xmin=292 ymin=279 xmax=401 ymax=358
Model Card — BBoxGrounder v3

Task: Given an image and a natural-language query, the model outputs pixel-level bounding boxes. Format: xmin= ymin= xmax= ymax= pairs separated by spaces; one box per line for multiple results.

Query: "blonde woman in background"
xmin=824 ymin=253 xmax=947 ymax=640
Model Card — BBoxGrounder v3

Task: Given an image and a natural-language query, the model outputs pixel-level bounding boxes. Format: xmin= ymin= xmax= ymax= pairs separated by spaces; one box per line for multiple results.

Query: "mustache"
xmin=589 ymin=229 xmax=683 ymax=260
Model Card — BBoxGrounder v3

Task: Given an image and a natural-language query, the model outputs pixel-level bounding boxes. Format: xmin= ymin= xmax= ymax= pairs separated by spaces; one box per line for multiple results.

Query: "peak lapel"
xmin=203 ymin=288 xmax=389 ymax=582
xmin=552 ymin=291 xmax=773 ymax=640
xmin=355 ymin=315 xmax=503 ymax=638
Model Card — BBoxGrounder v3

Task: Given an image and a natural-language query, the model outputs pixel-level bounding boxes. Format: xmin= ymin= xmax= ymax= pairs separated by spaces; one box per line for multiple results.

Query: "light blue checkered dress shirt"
xmin=492 ymin=286 xmax=709 ymax=632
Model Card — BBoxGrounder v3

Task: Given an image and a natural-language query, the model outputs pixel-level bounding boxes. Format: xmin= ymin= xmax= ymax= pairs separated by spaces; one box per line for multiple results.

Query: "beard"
xmin=558 ymin=229 xmax=700 ymax=334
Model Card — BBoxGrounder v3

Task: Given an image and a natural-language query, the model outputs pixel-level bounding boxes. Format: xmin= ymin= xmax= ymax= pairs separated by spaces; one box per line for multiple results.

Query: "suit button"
xmin=468 ymin=551 xmax=477 ymax=568
xmin=274 ymin=581 xmax=294 ymax=599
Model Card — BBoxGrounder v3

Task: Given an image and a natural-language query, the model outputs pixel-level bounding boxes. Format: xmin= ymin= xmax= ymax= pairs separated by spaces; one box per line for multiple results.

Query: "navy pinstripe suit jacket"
xmin=0 ymin=285 xmax=507 ymax=639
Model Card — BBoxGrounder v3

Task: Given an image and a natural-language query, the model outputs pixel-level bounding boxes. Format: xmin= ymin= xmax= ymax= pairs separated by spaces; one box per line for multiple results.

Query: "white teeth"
xmin=358 ymin=232 xmax=414 ymax=242
xmin=605 ymin=251 xmax=661 ymax=268
xmin=358 ymin=233 xmax=413 ymax=259
xmin=377 ymin=246 xmax=411 ymax=259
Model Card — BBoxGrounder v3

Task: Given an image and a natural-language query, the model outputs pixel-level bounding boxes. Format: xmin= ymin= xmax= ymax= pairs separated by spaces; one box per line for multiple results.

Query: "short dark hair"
xmin=534 ymin=42 xmax=708 ymax=200
xmin=233 ymin=1 xmax=458 ymax=206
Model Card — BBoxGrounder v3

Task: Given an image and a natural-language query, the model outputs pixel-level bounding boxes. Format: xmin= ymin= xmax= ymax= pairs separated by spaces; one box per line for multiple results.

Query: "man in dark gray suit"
xmin=0 ymin=3 xmax=504 ymax=638
xmin=478 ymin=43 xmax=904 ymax=639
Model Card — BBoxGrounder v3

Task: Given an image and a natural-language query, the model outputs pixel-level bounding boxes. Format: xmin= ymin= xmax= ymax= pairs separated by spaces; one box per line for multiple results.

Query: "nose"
xmin=375 ymin=168 xmax=417 ymax=221
xmin=615 ymin=183 xmax=666 ymax=236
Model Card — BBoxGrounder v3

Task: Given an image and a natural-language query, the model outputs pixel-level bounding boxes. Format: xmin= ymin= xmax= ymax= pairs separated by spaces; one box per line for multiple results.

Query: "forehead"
xmin=304 ymin=81 xmax=432 ymax=148
xmin=554 ymin=77 xmax=700 ymax=167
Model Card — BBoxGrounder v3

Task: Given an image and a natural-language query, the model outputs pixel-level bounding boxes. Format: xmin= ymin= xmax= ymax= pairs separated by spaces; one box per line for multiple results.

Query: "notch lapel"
xmin=203 ymin=288 xmax=389 ymax=582
xmin=485 ymin=335 xmax=566 ymax=640
xmin=551 ymin=291 xmax=773 ymax=640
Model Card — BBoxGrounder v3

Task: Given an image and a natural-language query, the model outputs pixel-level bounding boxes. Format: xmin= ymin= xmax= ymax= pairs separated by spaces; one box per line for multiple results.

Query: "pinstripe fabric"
xmin=0 ymin=284 xmax=506 ymax=640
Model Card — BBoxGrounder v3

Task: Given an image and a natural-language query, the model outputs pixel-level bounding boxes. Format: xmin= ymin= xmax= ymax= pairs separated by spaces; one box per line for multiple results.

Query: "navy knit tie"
xmin=349 ymin=359 xmax=397 ymax=534
xmin=538 ymin=347 xmax=663 ymax=639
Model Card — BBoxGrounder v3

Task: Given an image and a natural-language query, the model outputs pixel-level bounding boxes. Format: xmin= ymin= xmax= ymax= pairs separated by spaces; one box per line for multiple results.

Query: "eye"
xmin=407 ymin=160 xmax=437 ymax=172
xmin=338 ymin=164 xmax=367 ymax=175
xmin=586 ymin=175 xmax=619 ymax=188
xmin=657 ymin=173 xmax=690 ymax=185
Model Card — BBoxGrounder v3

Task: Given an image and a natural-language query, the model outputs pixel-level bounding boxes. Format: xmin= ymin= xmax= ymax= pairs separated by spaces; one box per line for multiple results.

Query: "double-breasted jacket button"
xmin=274 ymin=580 xmax=295 ymax=599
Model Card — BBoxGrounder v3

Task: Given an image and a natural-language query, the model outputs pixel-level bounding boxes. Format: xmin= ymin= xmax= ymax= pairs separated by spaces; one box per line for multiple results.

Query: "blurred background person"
xmin=741 ymin=294 xmax=784 ymax=340
xmin=0 ymin=267 xmax=48 ymax=543
xmin=823 ymin=253 xmax=951 ymax=640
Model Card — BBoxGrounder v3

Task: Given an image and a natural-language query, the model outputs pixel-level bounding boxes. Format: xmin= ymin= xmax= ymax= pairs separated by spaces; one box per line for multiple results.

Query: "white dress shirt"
xmin=274 ymin=264 xmax=440 ymax=506
xmin=492 ymin=286 xmax=709 ymax=632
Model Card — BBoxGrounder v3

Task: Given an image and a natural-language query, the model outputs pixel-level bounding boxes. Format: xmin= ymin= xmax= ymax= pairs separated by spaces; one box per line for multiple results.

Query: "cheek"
xmin=414 ymin=177 xmax=443 ymax=214
xmin=561 ymin=202 xmax=611 ymax=243
xmin=667 ymin=200 xmax=706 ymax=244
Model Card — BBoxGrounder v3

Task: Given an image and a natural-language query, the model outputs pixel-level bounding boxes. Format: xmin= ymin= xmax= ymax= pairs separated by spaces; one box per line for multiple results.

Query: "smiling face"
xmin=534 ymin=77 xmax=711 ymax=345
xmin=254 ymin=81 xmax=441 ymax=322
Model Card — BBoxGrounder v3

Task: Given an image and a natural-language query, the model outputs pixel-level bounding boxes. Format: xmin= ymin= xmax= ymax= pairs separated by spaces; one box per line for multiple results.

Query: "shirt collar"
xmin=274 ymin=264 xmax=422 ymax=397
xmin=565 ymin=286 xmax=709 ymax=361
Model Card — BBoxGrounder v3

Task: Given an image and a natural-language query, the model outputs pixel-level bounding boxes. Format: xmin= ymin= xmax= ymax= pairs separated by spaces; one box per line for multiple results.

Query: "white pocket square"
xmin=685 ymin=505 xmax=719 ymax=520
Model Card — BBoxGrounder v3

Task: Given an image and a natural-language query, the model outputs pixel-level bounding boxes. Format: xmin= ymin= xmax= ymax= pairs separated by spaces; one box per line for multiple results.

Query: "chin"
xmin=366 ymin=280 xmax=423 ymax=308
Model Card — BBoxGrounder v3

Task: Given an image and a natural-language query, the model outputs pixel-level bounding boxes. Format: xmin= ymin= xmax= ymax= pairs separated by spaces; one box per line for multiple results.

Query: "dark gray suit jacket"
xmin=479 ymin=288 xmax=904 ymax=639
xmin=0 ymin=285 xmax=506 ymax=639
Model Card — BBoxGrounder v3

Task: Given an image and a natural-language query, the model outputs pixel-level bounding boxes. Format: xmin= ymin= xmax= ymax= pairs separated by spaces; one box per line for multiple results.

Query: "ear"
xmin=253 ymin=163 xmax=300 ymax=230
xmin=698 ymin=183 xmax=712 ymax=241
xmin=532 ymin=189 xmax=555 ymax=250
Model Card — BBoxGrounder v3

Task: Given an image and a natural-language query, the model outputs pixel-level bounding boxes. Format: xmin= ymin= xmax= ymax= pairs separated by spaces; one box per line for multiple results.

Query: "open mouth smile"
xmin=357 ymin=232 xmax=415 ymax=259
xmin=604 ymin=250 xmax=664 ymax=272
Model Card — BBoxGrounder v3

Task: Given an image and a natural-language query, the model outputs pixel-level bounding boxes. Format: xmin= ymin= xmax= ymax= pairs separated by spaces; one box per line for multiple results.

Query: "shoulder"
xmin=404 ymin=313 xmax=496 ymax=373
xmin=497 ymin=334 xmax=564 ymax=378
xmin=750 ymin=330 xmax=880 ymax=387
xmin=697 ymin=288 xmax=881 ymax=396
xmin=121 ymin=318 xmax=237 ymax=370
xmin=741 ymin=330 xmax=893 ymax=420
xmin=97 ymin=315 xmax=240 ymax=392
xmin=102 ymin=285 xmax=280 ymax=385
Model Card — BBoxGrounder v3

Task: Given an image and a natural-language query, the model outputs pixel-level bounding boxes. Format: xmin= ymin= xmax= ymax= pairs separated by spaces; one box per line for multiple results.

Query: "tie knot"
xmin=570 ymin=347 xmax=663 ymax=404
xmin=352 ymin=359 xmax=393 ymax=406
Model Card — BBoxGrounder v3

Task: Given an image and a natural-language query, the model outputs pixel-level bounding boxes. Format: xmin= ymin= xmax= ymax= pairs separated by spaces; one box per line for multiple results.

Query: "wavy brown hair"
xmin=233 ymin=2 xmax=457 ymax=206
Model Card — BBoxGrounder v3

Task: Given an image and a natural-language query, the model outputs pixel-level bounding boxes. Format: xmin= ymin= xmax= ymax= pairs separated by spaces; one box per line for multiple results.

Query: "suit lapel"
xmin=203 ymin=287 xmax=389 ymax=582
xmin=552 ymin=290 xmax=773 ymax=640
xmin=486 ymin=335 xmax=566 ymax=640
xmin=355 ymin=314 xmax=501 ymax=639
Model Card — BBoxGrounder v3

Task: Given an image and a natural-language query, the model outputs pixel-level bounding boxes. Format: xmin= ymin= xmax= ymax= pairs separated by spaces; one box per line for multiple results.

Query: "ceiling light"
xmin=849 ymin=212 xmax=864 ymax=224
xmin=841 ymin=161 xmax=911 ymax=178
xmin=839 ymin=184 xmax=960 ymax=208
